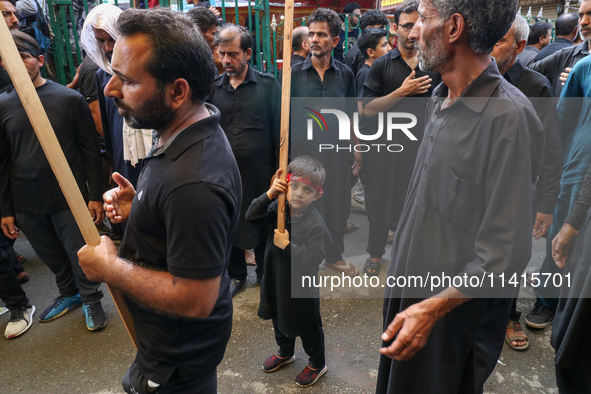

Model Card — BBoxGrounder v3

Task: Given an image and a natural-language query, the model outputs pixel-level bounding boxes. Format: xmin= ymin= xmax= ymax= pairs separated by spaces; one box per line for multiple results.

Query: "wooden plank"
xmin=277 ymin=0 xmax=294 ymax=232
xmin=0 ymin=22 xmax=137 ymax=349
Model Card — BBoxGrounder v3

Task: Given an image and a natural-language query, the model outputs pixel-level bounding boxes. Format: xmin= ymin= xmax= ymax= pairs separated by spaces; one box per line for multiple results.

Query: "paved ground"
xmin=0 ymin=210 xmax=559 ymax=393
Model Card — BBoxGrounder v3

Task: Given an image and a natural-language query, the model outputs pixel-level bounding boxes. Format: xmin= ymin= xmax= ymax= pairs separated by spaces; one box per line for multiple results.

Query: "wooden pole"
xmin=277 ymin=0 xmax=294 ymax=232
xmin=0 ymin=23 xmax=137 ymax=349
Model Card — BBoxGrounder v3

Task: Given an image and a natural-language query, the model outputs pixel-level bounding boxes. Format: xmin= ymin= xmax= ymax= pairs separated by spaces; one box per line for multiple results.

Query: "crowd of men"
xmin=1 ymin=0 xmax=591 ymax=392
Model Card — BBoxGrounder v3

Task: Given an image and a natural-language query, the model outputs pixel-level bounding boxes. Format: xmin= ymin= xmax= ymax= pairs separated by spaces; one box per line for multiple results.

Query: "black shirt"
xmin=0 ymin=68 xmax=11 ymax=91
xmin=207 ymin=65 xmax=280 ymax=250
xmin=344 ymin=44 xmax=365 ymax=76
xmin=504 ymin=60 xmax=563 ymax=214
xmin=529 ymin=41 xmax=590 ymax=97
xmin=78 ymin=55 xmax=99 ymax=104
xmin=0 ymin=80 xmax=102 ymax=217
xmin=120 ymin=104 xmax=241 ymax=383
xmin=355 ymin=62 xmax=370 ymax=99
xmin=334 ymin=28 xmax=360 ymax=63
xmin=534 ymin=37 xmax=573 ymax=62
xmin=291 ymin=53 xmax=306 ymax=66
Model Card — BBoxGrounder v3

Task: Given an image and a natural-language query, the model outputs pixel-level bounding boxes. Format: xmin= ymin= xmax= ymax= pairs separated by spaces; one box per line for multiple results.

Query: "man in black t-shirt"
xmin=78 ymin=9 xmax=240 ymax=394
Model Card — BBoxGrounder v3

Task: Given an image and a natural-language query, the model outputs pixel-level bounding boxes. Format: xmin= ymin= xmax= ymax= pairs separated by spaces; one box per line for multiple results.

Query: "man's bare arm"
xmin=78 ymin=236 xmax=221 ymax=319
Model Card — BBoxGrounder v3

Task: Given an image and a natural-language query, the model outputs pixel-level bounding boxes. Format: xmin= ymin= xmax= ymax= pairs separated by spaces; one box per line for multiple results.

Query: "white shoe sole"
xmin=295 ymin=365 xmax=328 ymax=387
xmin=6 ymin=305 xmax=36 ymax=339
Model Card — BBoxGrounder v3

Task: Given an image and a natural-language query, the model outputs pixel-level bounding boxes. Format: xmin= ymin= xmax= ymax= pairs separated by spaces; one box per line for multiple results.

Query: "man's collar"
xmin=574 ymin=40 xmax=590 ymax=55
xmin=554 ymin=37 xmax=572 ymax=44
xmin=214 ymin=64 xmax=257 ymax=89
xmin=389 ymin=47 xmax=402 ymax=60
xmin=504 ymin=59 xmax=525 ymax=86
xmin=433 ymin=59 xmax=503 ymax=113
xmin=157 ymin=103 xmax=221 ymax=160
xmin=302 ymin=54 xmax=336 ymax=71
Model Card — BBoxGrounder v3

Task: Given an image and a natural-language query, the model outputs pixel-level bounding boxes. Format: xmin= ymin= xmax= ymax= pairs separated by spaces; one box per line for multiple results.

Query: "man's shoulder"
xmin=571 ymin=52 xmax=591 ymax=73
xmin=252 ymin=69 xmax=279 ymax=84
xmin=42 ymin=80 xmax=85 ymax=102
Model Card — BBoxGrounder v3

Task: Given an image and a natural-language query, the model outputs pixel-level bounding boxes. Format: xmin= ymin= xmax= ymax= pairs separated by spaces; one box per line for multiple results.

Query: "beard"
xmin=113 ymin=91 xmax=174 ymax=130
xmin=415 ymin=25 xmax=448 ymax=72
xmin=492 ymin=49 xmax=514 ymax=74
xmin=225 ymin=60 xmax=247 ymax=77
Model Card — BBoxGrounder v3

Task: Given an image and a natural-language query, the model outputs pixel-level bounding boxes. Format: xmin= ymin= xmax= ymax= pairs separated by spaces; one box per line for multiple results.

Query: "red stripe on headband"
xmin=286 ymin=173 xmax=323 ymax=197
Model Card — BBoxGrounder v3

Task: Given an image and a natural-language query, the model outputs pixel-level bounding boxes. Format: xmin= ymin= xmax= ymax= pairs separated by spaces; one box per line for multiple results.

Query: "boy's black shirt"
xmin=246 ymin=193 xmax=330 ymax=337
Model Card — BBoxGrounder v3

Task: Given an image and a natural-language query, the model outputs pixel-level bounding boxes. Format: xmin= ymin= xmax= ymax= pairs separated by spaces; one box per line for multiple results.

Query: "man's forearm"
xmin=104 ymin=257 xmax=220 ymax=319
xmin=364 ymin=93 xmax=404 ymax=117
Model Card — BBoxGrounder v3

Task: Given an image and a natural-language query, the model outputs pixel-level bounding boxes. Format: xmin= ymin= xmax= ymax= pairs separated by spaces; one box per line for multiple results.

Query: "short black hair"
xmin=308 ymin=8 xmax=342 ymax=38
xmin=215 ymin=24 xmax=252 ymax=52
xmin=357 ymin=28 xmax=388 ymax=59
xmin=186 ymin=7 xmax=220 ymax=32
xmin=555 ymin=12 xmax=578 ymax=36
xmin=360 ymin=9 xmax=389 ymax=30
xmin=394 ymin=0 xmax=418 ymax=25
xmin=117 ymin=8 xmax=214 ymax=104
xmin=343 ymin=3 xmax=361 ymax=14
xmin=288 ymin=155 xmax=326 ymax=188
xmin=527 ymin=21 xmax=552 ymax=45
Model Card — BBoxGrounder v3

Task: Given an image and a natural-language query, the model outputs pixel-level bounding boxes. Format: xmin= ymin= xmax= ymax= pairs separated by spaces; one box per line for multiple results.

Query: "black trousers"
xmin=123 ymin=358 xmax=217 ymax=394
xmin=555 ymin=364 xmax=591 ymax=393
xmin=366 ymin=219 xmax=392 ymax=259
xmin=228 ymin=241 xmax=265 ymax=281
xmin=509 ymin=297 xmax=521 ymax=322
xmin=0 ymin=233 xmax=29 ymax=310
xmin=273 ymin=317 xmax=326 ymax=368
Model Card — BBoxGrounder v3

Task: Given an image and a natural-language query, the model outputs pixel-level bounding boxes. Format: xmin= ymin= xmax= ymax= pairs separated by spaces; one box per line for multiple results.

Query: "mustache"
xmin=113 ymin=98 xmax=131 ymax=111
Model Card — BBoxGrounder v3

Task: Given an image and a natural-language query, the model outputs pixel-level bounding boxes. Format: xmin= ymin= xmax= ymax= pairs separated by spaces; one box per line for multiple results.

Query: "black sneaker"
xmin=5 ymin=303 xmax=35 ymax=339
xmin=262 ymin=352 xmax=296 ymax=372
xmin=295 ymin=364 xmax=327 ymax=387
xmin=525 ymin=302 xmax=556 ymax=329
xmin=229 ymin=278 xmax=246 ymax=298
xmin=83 ymin=302 xmax=107 ymax=331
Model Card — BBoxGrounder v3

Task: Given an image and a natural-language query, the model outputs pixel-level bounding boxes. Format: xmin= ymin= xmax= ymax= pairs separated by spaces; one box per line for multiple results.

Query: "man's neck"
xmin=440 ymin=52 xmax=492 ymax=99
xmin=499 ymin=58 xmax=517 ymax=77
xmin=365 ymin=58 xmax=374 ymax=67
xmin=556 ymin=35 xmax=573 ymax=43
xmin=398 ymin=44 xmax=419 ymax=67
xmin=33 ymin=76 xmax=46 ymax=89
xmin=156 ymin=104 xmax=211 ymax=147
xmin=228 ymin=64 xmax=249 ymax=89
xmin=532 ymin=42 xmax=545 ymax=50
xmin=294 ymin=50 xmax=308 ymax=58
xmin=311 ymin=53 xmax=332 ymax=74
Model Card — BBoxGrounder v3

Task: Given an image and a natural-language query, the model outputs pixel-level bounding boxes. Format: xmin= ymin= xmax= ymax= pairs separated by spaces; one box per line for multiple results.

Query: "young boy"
xmin=245 ymin=155 xmax=329 ymax=388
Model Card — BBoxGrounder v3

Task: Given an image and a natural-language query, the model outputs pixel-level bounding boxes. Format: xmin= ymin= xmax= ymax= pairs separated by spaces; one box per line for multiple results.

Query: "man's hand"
xmin=104 ymin=172 xmax=136 ymax=224
xmin=274 ymin=229 xmax=290 ymax=250
xmin=532 ymin=212 xmax=553 ymax=239
xmin=352 ymin=151 xmax=362 ymax=176
xmin=380 ymin=287 xmax=470 ymax=361
xmin=78 ymin=235 xmax=119 ymax=283
xmin=560 ymin=67 xmax=572 ymax=86
xmin=552 ymin=222 xmax=579 ymax=268
xmin=209 ymin=5 xmax=221 ymax=17
xmin=0 ymin=216 xmax=19 ymax=239
xmin=395 ymin=70 xmax=432 ymax=97
xmin=88 ymin=201 xmax=105 ymax=224
xmin=267 ymin=169 xmax=288 ymax=200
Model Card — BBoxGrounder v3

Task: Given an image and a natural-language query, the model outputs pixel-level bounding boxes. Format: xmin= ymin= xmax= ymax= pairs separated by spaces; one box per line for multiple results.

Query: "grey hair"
xmin=513 ymin=14 xmax=529 ymax=43
xmin=431 ymin=0 xmax=519 ymax=54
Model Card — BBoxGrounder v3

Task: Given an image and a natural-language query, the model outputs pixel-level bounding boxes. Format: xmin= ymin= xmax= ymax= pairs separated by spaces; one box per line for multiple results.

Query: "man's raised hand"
xmin=397 ymin=70 xmax=432 ymax=97
xmin=104 ymin=172 xmax=136 ymax=224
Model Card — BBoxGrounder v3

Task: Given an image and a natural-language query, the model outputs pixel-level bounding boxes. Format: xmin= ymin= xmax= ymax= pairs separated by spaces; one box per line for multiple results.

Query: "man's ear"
xmin=331 ymin=35 xmax=340 ymax=49
xmin=38 ymin=55 xmax=45 ymax=68
xmin=367 ymin=47 xmax=375 ymax=59
xmin=170 ymin=78 xmax=191 ymax=110
xmin=514 ymin=39 xmax=526 ymax=56
xmin=302 ymin=39 xmax=310 ymax=52
xmin=245 ymin=47 xmax=252 ymax=61
xmin=446 ymin=13 xmax=466 ymax=45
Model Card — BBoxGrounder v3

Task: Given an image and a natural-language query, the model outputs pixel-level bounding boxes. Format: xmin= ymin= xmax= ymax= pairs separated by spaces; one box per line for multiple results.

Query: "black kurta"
xmin=551 ymin=162 xmax=591 ymax=376
xmin=288 ymin=56 xmax=356 ymax=234
xmin=377 ymin=61 xmax=544 ymax=393
xmin=208 ymin=65 xmax=281 ymax=250
xmin=529 ymin=41 xmax=590 ymax=97
xmin=504 ymin=60 xmax=563 ymax=214
xmin=246 ymin=193 xmax=329 ymax=337
xmin=362 ymin=48 xmax=441 ymax=227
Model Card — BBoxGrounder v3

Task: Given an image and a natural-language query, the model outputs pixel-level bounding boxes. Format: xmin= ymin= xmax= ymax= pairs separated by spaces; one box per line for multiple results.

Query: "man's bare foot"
xmin=245 ymin=250 xmax=257 ymax=266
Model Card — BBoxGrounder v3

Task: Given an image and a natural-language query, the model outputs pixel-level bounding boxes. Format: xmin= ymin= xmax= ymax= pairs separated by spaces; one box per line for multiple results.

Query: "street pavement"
xmin=0 ymin=210 xmax=559 ymax=393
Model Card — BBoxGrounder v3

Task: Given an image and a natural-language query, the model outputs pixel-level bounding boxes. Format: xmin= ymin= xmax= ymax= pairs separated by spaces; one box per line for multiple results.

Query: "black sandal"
xmin=363 ymin=259 xmax=381 ymax=276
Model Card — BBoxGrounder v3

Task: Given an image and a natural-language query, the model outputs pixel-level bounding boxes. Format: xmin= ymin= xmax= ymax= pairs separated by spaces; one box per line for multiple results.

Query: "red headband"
xmin=286 ymin=173 xmax=323 ymax=197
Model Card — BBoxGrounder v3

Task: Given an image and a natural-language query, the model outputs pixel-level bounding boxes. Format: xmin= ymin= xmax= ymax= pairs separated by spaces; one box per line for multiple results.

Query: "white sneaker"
xmin=5 ymin=304 xmax=35 ymax=339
